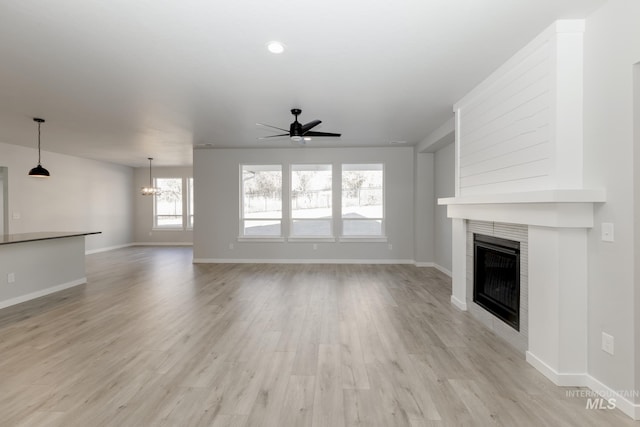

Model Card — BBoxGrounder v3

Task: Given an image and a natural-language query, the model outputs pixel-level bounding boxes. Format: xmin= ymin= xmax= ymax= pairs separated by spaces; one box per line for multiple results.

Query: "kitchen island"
xmin=0 ymin=231 xmax=100 ymax=309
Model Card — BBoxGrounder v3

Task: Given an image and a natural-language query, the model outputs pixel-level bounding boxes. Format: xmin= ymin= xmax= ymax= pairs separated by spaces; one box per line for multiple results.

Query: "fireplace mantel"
xmin=439 ymin=189 xmax=606 ymax=205
xmin=438 ymin=189 xmax=606 ymax=228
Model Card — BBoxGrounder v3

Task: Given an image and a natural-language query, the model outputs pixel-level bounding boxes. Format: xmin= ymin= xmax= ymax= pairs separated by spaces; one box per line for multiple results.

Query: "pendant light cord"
xmin=37 ymin=121 xmax=42 ymax=165
xmin=148 ymin=158 xmax=153 ymax=187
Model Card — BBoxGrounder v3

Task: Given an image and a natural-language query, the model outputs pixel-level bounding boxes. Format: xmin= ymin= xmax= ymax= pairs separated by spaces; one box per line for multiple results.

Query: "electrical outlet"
xmin=313 ymin=244 xmax=318 ymax=250
xmin=229 ymin=243 xmax=234 ymax=250
xmin=12 ymin=212 xmax=20 ymax=220
xmin=601 ymin=223 xmax=614 ymax=242
xmin=7 ymin=273 xmax=15 ymax=283
xmin=148 ymin=231 xmax=153 ymax=236
xmin=388 ymin=243 xmax=393 ymax=251
xmin=602 ymin=332 xmax=614 ymax=355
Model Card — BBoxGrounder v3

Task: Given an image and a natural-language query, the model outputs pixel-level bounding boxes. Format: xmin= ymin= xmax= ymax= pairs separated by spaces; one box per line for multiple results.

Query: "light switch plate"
xmin=602 ymin=332 xmax=614 ymax=355
xmin=601 ymin=223 xmax=614 ymax=242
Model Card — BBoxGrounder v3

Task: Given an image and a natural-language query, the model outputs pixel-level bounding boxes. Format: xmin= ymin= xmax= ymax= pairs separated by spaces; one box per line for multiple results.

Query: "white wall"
xmin=0 ymin=167 xmax=6 ymax=235
xmin=194 ymin=147 xmax=415 ymax=262
xmin=634 ymin=63 xmax=640 ymax=405
xmin=134 ymin=166 xmax=193 ymax=244
xmin=434 ymin=142 xmax=454 ymax=273
xmin=582 ymin=0 xmax=640 ymax=404
xmin=0 ymin=142 xmax=133 ymax=251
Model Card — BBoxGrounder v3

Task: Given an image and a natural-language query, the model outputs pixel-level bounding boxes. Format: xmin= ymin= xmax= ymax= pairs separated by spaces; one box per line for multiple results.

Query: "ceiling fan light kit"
xmin=257 ymin=108 xmax=341 ymax=145
xmin=28 ymin=118 xmax=50 ymax=178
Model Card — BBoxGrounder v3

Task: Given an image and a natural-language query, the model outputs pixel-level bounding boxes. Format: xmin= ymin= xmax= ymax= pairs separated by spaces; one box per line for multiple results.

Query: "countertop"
xmin=0 ymin=231 xmax=101 ymax=246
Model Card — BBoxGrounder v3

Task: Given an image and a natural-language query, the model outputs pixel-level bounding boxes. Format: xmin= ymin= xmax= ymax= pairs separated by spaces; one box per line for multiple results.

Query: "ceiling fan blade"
xmin=256 ymin=123 xmax=288 ymax=132
xmin=303 ymin=131 xmax=341 ymax=137
xmin=300 ymin=120 xmax=321 ymax=134
xmin=257 ymin=133 xmax=290 ymax=139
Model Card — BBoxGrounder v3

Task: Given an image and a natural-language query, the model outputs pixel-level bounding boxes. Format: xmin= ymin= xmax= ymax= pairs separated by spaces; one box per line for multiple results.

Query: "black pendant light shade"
xmin=28 ymin=164 xmax=50 ymax=177
xmin=28 ymin=118 xmax=50 ymax=177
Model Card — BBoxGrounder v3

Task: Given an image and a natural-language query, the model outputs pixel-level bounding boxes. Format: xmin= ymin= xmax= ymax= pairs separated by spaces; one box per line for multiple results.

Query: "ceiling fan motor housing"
xmin=290 ymin=123 xmax=302 ymax=138
xmin=290 ymin=108 xmax=303 ymax=139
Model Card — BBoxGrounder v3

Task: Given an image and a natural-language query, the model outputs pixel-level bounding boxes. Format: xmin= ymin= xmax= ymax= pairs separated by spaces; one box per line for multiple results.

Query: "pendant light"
xmin=28 ymin=118 xmax=50 ymax=177
xmin=141 ymin=157 xmax=161 ymax=196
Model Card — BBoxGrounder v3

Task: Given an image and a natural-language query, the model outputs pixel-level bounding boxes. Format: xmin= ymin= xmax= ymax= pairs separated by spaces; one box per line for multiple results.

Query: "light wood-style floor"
xmin=0 ymin=247 xmax=635 ymax=426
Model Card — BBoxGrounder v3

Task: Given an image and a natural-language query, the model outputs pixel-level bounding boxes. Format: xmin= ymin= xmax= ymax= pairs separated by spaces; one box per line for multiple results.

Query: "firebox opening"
xmin=473 ymin=234 xmax=520 ymax=331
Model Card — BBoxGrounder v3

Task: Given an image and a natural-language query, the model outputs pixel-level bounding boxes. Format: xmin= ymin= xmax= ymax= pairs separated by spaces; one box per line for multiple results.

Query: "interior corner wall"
xmin=0 ymin=167 xmax=6 ymax=235
xmin=193 ymin=147 xmax=415 ymax=262
xmin=582 ymin=0 xmax=640 ymax=403
xmin=133 ymin=166 xmax=193 ymax=244
xmin=434 ymin=142 xmax=455 ymax=273
xmin=0 ymin=142 xmax=134 ymax=252
xmin=414 ymin=150 xmax=434 ymax=265
xmin=634 ymin=63 xmax=640 ymax=403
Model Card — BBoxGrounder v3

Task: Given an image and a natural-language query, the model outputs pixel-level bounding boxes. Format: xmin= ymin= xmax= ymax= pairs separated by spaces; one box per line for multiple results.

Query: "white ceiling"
xmin=0 ymin=0 xmax=605 ymax=167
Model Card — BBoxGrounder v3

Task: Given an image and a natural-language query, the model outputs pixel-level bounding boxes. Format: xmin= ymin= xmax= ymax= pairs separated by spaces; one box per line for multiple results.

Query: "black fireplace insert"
xmin=473 ymin=234 xmax=520 ymax=330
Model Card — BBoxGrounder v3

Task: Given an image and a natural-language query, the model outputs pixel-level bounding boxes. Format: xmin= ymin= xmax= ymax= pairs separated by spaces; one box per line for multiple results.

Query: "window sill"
xmin=287 ymin=237 xmax=336 ymax=243
xmin=338 ymin=236 xmax=388 ymax=243
xmin=237 ymin=236 xmax=285 ymax=243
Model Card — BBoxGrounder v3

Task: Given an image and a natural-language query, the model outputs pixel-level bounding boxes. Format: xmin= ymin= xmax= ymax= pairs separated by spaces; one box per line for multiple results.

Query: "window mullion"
xmin=333 ymin=162 xmax=341 ymax=238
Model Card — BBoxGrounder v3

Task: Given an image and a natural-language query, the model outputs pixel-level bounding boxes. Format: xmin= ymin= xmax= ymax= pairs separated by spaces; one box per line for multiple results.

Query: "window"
xmin=188 ymin=177 xmax=194 ymax=228
xmin=291 ymin=164 xmax=332 ymax=237
xmin=341 ymin=164 xmax=384 ymax=236
xmin=154 ymin=178 xmax=183 ymax=228
xmin=153 ymin=177 xmax=193 ymax=230
xmin=240 ymin=165 xmax=282 ymax=236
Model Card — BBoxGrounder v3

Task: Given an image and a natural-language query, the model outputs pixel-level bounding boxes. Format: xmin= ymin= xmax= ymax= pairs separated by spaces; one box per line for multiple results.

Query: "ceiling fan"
xmin=257 ymin=108 xmax=341 ymax=143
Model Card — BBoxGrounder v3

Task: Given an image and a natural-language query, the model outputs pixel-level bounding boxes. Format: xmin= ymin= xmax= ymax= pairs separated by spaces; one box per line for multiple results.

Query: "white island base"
xmin=0 ymin=232 xmax=100 ymax=310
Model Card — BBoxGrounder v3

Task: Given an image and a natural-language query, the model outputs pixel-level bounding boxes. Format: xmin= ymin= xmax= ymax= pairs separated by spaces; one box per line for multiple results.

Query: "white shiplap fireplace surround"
xmin=439 ymin=20 xmax=606 ymax=387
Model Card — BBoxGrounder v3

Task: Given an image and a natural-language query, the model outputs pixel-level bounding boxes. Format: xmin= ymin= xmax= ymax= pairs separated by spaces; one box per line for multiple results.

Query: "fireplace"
xmin=473 ymin=234 xmax=520 ymax=331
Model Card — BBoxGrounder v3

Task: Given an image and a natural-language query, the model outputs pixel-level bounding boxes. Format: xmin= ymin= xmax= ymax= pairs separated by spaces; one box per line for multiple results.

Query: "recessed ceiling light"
xmin=267 ymin=41 xmax=285 ymax=54
xmin=390 ymin=140 xmax=407 ymax=145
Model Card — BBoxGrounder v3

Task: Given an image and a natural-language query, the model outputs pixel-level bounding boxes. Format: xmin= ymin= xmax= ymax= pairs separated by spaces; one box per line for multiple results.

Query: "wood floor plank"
xmin=312 ymin=344 xmax=345 ymax=427
xmin=279 ymin=375 xmax=315 ymax=427
xmin=0 ymin=247 xmax=636 ymax=427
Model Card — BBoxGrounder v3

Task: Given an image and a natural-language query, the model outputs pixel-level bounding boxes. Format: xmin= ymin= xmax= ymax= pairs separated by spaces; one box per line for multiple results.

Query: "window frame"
xmin=152 ymin=176 xmax=194 ymax=231
xmin=153 ymin=177 xmax=185 ymax=230
xmin=339 ymin=163 xmax=386 ymax=240
xmin=239 ymin=164 xmax=284 ymax=239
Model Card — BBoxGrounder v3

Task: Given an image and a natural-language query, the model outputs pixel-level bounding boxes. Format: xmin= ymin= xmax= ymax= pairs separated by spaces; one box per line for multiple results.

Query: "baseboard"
xmin=132 ymin=242 xmax=193 ymax=247
xmin=525 ymin=351 xmax=640 ymax=420
xmin=193 ymin=258 xmax=415 ymax=265
xmin=432 ymin=263 xmax=452 ymax=277
xmin=525 ymin=351 xmax=588 ymax=386
xmin=414 ymin=262 xmax=434 ymax=268
xmin=450 ymin=295 xmax=467 ymax=311
xmin=85 ymin=243 xmax=134 ymax=255
xmin=413 ymin=262 xmax=452 ymax=277
xmin=0 ymin=278 xmax=87 ymax=310
xmin=585 ymin=374 xmax=640 ymax=420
